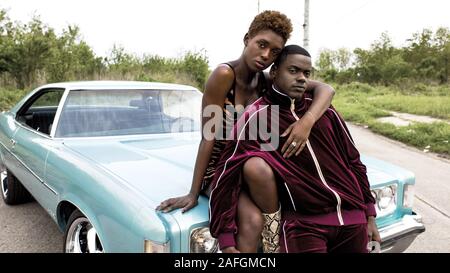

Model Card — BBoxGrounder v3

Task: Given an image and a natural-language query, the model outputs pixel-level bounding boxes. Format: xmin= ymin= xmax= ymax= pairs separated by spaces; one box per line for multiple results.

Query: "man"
xmin=209 ymin=45 xmax=380 ymax=253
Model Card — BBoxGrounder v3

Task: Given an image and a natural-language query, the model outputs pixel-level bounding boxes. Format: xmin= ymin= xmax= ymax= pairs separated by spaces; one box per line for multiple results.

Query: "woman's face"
xmin=244 ymin=30 xmax=285 ymax=72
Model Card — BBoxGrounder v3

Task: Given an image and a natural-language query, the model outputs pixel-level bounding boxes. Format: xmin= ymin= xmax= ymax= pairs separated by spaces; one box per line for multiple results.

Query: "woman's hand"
xmin=156 ymin=192 xmax=198 ymax=213
xmin=281 ymin=112 xmax=315 ymax=158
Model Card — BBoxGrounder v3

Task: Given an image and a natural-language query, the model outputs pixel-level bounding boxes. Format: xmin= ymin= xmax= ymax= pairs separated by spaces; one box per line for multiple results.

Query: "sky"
xmin=1 ymin=0 xmax=449 ymax=68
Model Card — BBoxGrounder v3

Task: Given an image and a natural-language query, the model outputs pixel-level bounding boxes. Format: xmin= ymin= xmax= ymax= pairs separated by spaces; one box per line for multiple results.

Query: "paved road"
xmin=348 ymin=124 xmax=450 ymax=253
xmin=0 ymin=124 xmax=449 ymax=252
xmin=0 ymin=198 xmax=62 ymax=252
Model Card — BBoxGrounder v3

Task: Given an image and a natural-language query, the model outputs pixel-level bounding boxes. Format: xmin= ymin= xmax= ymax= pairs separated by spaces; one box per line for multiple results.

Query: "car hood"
xmin=63 ymin=133 xmax=201 ymax=206
xmin=361 ymin=155 xmax=414 ymax=187
xmin=63 ymin=136 xmax=412 ymax=208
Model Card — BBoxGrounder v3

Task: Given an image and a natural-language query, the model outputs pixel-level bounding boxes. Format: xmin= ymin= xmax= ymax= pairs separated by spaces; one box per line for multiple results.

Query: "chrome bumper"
xmin=379 ymin=213 xmax=425 ymax=253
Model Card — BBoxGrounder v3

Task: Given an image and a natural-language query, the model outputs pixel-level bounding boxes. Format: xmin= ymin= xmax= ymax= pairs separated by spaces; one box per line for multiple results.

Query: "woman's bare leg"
xmin=243 ymin=157 xmax=278 ymax=213
xmin=236 ymin=191 xmax=264 ymax=252
xmin=242 ymin=157 xmax=280 ymax=253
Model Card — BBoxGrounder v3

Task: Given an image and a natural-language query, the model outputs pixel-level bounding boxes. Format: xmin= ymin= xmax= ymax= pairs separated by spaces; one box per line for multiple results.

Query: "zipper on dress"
xmin=289 ymin=98 xmax=344 ymax=225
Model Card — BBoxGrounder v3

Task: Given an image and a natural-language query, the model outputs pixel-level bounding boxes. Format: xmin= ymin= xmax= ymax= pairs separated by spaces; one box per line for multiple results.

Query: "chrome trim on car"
xmin=41 ymin=181 xmax=57 ymax=195
xmin=379 ymin=213 xmax=425 ymax=253
xmin=50 ymin=88 xmax=70 ymax=138
xmin=13 ymin=120 xmax=52 ymax=139
xmin=0 ymin=139 xmax=56 ymax=195
xmin=189 ymin=226 xmax=219 ymax=253
xmin=53 ymin=130 xmax=200 ymax=141
xmin=144 ymin=239 xmax=170 ymax=253
xmin=41 ymin=150 xmax=57 ymax=195
xmin=1 ymin=169 xmax=8 ymax=198
xmin=65 ymin=216 xmax=104 ymax=253
xmin=371 ymin=184 xmax=398 ymax=217
xmin=0 ymin=141 xmax=9 ymax=152
xmin=58 ymin=202 xmax=106 ymax=252
xmin=5 ymin=147 xmax=44 ymax=183
xmin=49 ymin=88 xmax=202 ymax=139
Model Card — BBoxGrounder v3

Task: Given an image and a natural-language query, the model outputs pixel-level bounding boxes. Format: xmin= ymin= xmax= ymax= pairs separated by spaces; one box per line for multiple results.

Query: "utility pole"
xmin=303 ymin=0 xmax=310 ymax=51
xmin=258 ymin=0 xmax=260 ymax=13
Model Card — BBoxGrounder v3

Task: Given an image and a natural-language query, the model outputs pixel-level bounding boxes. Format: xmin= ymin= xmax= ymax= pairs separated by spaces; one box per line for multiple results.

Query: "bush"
xmin=0 ymin=9 xmax=210 ymax=90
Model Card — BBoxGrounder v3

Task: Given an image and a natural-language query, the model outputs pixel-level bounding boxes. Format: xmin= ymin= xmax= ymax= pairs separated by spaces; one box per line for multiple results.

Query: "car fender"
xmin=56 ymin=194 xmax=108 ymax=251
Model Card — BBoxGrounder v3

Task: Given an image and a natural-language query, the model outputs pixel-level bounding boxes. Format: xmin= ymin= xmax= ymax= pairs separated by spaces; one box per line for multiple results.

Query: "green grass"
xmin=368 ymin=121 xmax=450 ymax=155
xmin=333 ymin=82 xmax=450 ymax=156
xmin=369 ymin=95 xmax=450 ymax=119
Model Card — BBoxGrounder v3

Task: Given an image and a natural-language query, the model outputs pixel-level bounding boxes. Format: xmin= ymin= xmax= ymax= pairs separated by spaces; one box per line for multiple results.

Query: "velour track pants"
xmin=280 ymin=219 xmax=369 ymax=253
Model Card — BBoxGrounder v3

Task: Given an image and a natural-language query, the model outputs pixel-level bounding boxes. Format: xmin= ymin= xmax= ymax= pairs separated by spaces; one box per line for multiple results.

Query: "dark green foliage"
xmin=0 ymin=9 xmax=210 ymax=90
xmin=315 ymin=28 xmax=450 ymax=85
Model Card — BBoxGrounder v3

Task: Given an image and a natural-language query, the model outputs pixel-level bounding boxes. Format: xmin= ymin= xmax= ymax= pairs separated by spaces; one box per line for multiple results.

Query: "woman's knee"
xmin=243 ymin=157 xmax=275 ymax=183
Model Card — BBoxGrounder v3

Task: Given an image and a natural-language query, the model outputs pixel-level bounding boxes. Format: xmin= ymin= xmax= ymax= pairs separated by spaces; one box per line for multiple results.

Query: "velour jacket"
xmin=209 ymin=86 xmax=376 ymax=249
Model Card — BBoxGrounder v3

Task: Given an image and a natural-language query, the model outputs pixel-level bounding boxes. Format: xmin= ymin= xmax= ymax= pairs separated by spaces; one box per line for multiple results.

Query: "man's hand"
xmin=367 ymin=216 xmax=381 ymax=243
xmin=156 ymin=192 xmax=198 ymax=213
xmin=221 ymin=246 xmax=240 ymax=253
xmin=281 ymin=113 xmax=315 ymax=158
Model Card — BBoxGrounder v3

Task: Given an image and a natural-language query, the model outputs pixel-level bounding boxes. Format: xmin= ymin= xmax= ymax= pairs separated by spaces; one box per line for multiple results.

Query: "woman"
xmin=156 ymin=10 xmax=335 ymax=253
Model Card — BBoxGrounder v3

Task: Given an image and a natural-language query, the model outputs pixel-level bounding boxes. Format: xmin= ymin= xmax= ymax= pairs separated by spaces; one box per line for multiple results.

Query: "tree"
xmin=46 ymin=25 xmax=104 ymax=82
xmin=0 ymin=16 xmax=55 ymax=88
xmin=434 ymin=27 xmax=450 ymax=83
xmin=179 ymin=50 xmax=209 ymax=89
xmin=316 ymin=48 xmax=336 ymax=71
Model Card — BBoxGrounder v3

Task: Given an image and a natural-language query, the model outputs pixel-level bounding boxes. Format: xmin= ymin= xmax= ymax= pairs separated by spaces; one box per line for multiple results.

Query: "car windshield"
xmin=55 ymin=89 xmax=202 ymax=137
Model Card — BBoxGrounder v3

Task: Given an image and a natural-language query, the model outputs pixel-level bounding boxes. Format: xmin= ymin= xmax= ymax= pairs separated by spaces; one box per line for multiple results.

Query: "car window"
xmin=16 ymin=89 xmax=65 ymax=135
xmin=55 ymin=89 xmax=202 ymax=137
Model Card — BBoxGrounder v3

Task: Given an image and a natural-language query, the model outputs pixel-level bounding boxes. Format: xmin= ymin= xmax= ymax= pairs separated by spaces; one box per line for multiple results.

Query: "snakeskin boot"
xmin=261 ymin=206 xmax=281 ymax=253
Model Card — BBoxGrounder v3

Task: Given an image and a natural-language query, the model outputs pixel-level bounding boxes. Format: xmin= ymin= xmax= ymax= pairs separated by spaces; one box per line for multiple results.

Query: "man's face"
xmin=271 ymin=54 xmax=312 ymax=99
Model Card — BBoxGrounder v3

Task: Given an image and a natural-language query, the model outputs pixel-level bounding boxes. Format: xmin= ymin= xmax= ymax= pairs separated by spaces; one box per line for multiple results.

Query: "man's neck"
xmin=270 ymin=84 xmax=305 ymax=109
xmin=272 ymin=84 xmax=290 ymax=98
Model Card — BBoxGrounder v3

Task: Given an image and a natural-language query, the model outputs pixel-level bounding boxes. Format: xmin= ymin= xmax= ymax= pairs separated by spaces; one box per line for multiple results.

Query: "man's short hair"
xmin=273 ymin=45 xmax=311 ymax=66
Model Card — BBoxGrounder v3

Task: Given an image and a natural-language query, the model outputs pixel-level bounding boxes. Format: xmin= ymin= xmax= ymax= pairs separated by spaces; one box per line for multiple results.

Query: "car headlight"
xmin=144 ymin=239 xmax=170 ymax=253
xmin=371 ymin=184 xmax=397 ymax=217
xmin=190 ymin=227 xmax=218 ymax=253
xmin=402 ymin=184 xmax=415 ymax=209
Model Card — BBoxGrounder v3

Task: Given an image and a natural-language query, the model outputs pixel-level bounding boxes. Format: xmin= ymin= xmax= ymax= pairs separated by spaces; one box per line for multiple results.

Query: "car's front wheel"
xmin=64 ymin=210 xmax=104 ymax=253
xmin=1 ymin=168 xmax=32 ymax=205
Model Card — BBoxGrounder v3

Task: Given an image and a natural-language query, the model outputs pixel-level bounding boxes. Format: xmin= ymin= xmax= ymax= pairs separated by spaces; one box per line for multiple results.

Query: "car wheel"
xmin=1 ymin=169 xmax=32 ymax=205
xmin=64 ymin=210 xmax=104 ymax=253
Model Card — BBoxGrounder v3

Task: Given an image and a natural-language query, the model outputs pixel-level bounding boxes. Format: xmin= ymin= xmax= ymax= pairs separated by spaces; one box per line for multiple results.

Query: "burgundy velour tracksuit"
xmin=208 ymin=86 xmax=377 ymax=253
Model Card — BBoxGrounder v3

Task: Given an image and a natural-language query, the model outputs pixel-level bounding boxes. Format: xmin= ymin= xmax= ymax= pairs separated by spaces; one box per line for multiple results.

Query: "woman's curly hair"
xmin=247 ymin=10 xmax=293 ymax=42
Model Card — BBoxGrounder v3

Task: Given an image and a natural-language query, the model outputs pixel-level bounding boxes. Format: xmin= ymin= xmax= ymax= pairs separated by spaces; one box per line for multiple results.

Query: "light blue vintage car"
xmin=0 ymin=81 xmax=424 ymax=253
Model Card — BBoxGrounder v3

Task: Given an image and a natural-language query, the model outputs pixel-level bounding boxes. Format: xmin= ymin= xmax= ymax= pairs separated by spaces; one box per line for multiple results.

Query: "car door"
xmin=11 ymin=88 xmax=65 ymax=216
xmin=0 ymin=111 xmax=20 ymax=174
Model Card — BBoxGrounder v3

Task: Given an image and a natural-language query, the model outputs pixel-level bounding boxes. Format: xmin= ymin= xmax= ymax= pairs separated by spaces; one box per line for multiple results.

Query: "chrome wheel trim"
xmin=65 ymin=217 xmax=103 ymax=253
xmin=1 ymin=170 xmax=8 ymax=199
